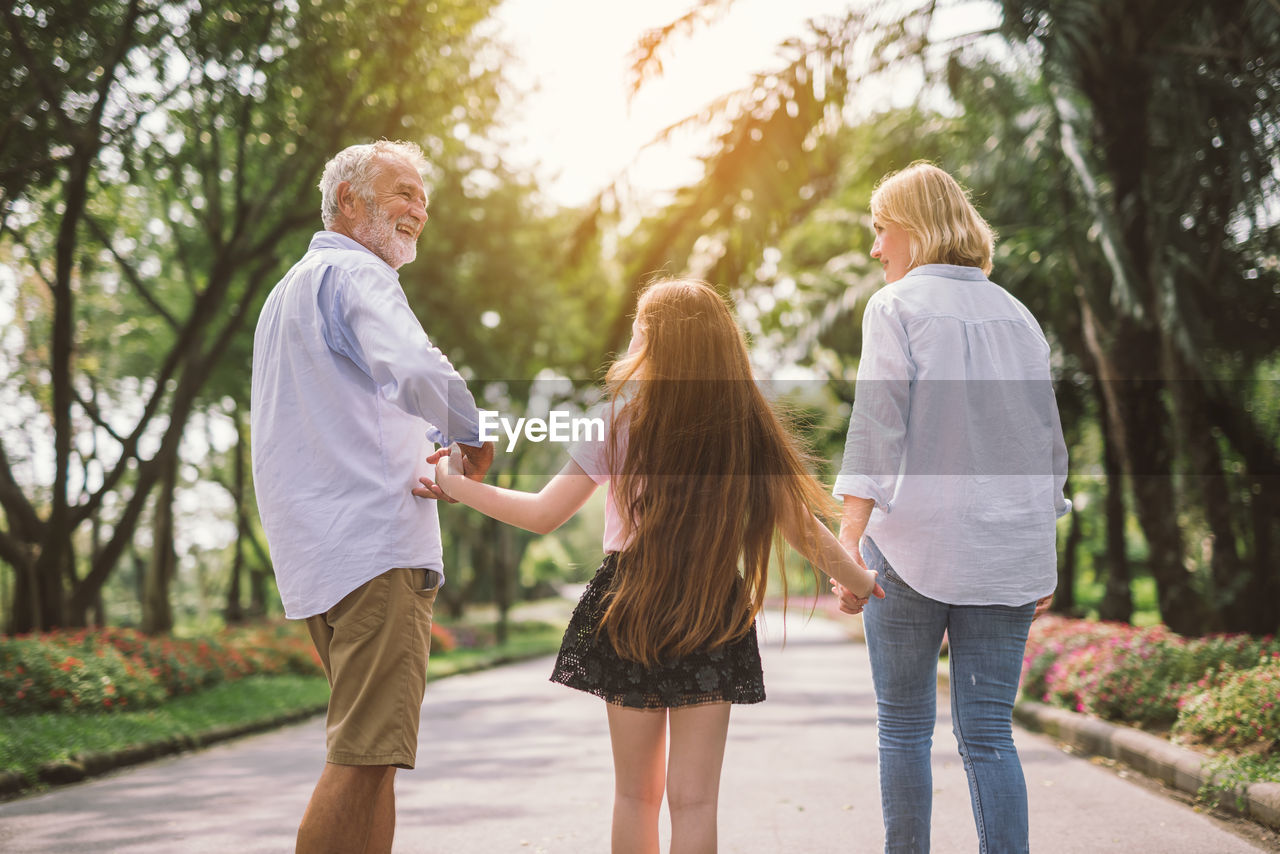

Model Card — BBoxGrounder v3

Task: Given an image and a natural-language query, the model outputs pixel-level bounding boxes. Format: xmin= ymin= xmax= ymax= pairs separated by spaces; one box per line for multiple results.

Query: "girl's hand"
xmin=413 ymin=445 xmax=462 ymax=503
xmin=829 ymin=574 xmax=885 ymax=616
xmin=433 ymin=445 xmax=465 ymax=498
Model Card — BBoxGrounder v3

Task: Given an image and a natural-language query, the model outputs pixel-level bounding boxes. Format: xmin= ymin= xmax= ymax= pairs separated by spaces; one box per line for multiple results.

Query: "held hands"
xmin=830 ymin=538 xmax=885 ymax=616
xmin=412 ymin=442 xmax=491 ymax=503
xmin=830 ymin=575 xmax=886 ymax=616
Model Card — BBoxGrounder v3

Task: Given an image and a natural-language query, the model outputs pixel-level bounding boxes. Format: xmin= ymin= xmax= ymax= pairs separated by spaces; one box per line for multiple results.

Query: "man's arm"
xmin=324 ymin=265 xmax=487 ymax=448
xmin=458 ymin=441 xmax=494 ymax=481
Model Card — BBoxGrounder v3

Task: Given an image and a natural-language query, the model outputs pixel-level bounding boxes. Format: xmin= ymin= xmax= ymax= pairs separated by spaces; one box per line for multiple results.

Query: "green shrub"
xmin=221 ymin=623 xmax=325 ymax=675
xmin=1021 ymin=616 xmax=1128 ymax=702
xmin=1174 ymin=653 xmax=1280 ymax=749
xmin=1042 ymin=625 xmax=1193 ymax=725
xmin=96 ymin=627 xmax=252 ymax=695
xmin=1024 ymin=617 xmax=1280 ymax=731
xmin=0 ymin=634 xmax=167 ymax=714
xmin=0 ymin=621 xmax=326 ymax=716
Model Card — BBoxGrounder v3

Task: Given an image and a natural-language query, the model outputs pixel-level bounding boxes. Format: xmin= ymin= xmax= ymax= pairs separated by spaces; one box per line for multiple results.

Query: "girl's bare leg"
xmin=606 ymin=704 xmax=668 ymax=854
xmin=666 ymin=703 xmax=731 ymax=854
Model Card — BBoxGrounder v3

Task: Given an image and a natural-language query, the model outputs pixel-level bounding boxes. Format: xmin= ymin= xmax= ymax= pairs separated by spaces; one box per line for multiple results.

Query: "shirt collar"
xmin=308 ymin=230 xmax=397 ymax=274
xmin=902 ymin=263 xmax=988 ymax=282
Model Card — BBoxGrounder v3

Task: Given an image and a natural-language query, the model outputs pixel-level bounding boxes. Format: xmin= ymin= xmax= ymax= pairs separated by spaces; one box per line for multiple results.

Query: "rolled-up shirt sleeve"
xmin=833 ymin=296 xmax=915 ymax=510
xmin=321 ymin=265 xmax=482 ymax=446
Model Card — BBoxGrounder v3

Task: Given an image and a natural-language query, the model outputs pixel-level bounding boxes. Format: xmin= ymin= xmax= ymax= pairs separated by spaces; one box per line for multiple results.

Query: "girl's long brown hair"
xmin=599 ymin=279 xmax=835 ymax=667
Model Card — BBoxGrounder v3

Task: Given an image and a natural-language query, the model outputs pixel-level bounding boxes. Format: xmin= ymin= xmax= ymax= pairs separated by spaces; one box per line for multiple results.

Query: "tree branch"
xmin=70 ymin=385 xmax=127 ymax=446
xmin=0 ymin=438 xmax=42 ymax=543
xmin=83 ymin=212 xmax=180 ymax=330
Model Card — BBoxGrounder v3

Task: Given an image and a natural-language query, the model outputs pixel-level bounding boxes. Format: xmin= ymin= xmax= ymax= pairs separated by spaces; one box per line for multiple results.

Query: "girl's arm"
xmin=779 ymin=508 xmax=884 ymax=604
xmin=413 ymin=448 xmax=599 ymax=535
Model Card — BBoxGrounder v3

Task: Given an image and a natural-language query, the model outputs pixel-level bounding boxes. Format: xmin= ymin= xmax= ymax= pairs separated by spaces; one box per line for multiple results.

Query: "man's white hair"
xmin=318 ymin=140 xmax=428 ymax=229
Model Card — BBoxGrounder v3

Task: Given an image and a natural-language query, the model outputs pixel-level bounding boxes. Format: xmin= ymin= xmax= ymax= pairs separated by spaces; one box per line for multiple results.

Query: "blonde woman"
xmin=831 ymin=162 xmax=1070 ymax=853
xmin=418 ymin=279 xmax=882 ymax=854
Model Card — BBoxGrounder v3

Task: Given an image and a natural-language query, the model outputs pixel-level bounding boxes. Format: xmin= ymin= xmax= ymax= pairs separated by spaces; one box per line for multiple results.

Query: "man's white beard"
xmin=353 ymin=204 xmax=417 ymax=269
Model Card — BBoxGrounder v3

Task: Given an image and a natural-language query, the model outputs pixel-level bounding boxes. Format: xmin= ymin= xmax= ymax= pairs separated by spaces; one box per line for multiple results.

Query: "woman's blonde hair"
xmin=598 ymin=279 xmax=834 ymax=667
xmin=870 ymin=161 xmax=996 ymax=275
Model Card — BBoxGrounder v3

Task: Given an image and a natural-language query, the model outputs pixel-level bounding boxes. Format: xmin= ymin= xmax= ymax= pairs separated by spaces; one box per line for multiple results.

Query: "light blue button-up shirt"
xmin=834 ymin=264 xmax=1070 ymax=606
xmin=251 ymin=231 xmax=482 ymax=618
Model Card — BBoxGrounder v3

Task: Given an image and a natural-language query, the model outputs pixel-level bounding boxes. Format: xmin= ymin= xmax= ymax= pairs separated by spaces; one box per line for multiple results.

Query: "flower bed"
xmin=0 ymin=619 xmax=460 ymax=717
xmin=1022 ymin=616 xmax=1280 ymax=748
xmin=0 ymin=624 xmax=316 ymax=715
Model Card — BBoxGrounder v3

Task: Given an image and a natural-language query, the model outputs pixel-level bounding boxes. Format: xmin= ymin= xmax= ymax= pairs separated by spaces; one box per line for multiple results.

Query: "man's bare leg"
xmin=364 ymin=768 xmax=397 ymax=854
xmin=296 ymin=763 xmax=396 ymax=854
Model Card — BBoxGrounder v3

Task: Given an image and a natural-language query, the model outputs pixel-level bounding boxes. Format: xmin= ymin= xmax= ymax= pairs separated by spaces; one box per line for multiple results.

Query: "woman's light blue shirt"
xmin=834 ymin=264 xmax=1071 ymax=606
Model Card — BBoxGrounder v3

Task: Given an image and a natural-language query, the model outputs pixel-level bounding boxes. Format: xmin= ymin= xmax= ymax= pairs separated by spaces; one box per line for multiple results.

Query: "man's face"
xmin=350 ymin=156 xmax=429 ymax=269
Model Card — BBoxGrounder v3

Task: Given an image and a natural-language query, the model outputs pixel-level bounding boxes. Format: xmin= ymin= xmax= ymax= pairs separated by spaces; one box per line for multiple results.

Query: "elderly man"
xmin=251 ymin=140 xmax=493 ymax=854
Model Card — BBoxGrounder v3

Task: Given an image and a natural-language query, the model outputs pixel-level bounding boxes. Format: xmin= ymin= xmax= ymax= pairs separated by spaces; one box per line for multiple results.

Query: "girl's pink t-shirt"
xmin=567 ymin=402 xmax=632 ymax=553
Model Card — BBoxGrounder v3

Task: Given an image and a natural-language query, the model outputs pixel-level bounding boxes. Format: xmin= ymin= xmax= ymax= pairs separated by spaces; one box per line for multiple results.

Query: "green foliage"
xmin=426 ymin=619 xmax=566 ymax=680
xmin=1023 ymin=616 xmax=1280 ymax=730
xmin=0 ymin=622 xmax=326 ymax=715
xmin=0 ymin=633 xmax=167 ymax=715
xmin=1198 ymin=752 xmax=1280 ymax=812
xmin=0 ymin=618 xmax=562 ymax=786
xmin=0 ymin=674 xmax=331 ymax=785
xmin=0 ymin=0 xmax=520 ymax=634
xmin=1174 ymin=653 xmax=1280 ymax=750
xmin=1019 ymin=615 xmax=1127 ymax=702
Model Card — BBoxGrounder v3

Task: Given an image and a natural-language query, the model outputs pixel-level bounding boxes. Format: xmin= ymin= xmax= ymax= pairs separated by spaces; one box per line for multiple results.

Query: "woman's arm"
xmin=412 ymin=448 xmax=599 ymax=535
xmin=829 ymin=495 xmax=880 ymax=614
xmin=778 ymin=506 xmax=884 ymax=603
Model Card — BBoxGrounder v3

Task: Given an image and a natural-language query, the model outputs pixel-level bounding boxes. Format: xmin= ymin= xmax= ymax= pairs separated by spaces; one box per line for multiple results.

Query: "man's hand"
xmin=458 ymin=441 xmax=494 ymax=481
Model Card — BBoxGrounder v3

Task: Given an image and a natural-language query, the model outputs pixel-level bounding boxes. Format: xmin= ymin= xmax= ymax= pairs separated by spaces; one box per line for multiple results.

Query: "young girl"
xmin=419 ymin=279 xmax=882 ymax=854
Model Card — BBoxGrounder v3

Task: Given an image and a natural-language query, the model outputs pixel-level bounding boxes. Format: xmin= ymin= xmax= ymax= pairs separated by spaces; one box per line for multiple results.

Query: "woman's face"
xmin=871 ymin=216 xmax=913 ymax=283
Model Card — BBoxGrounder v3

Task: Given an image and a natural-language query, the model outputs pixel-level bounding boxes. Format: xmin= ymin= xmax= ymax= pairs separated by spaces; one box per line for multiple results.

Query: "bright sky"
xmin=492 ymin=0 xmax=855 ymax=208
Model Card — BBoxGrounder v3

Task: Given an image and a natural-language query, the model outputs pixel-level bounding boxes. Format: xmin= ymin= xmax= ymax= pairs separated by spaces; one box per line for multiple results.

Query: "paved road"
xmin=0 ymin=614 xmax=1272 ymax=853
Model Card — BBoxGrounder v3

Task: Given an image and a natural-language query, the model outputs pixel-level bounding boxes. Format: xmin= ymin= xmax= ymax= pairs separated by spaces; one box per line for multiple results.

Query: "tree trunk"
xmin=1166 ymin=359 xmax=1250 ymax=631
xmin=491 ymin=518 xmax=512 ymax=645
xmin=1079 ymin=293 xmax=1206 ymax=634
xmin=1248 ymin=485 xmax=1280 ymax=634
xmin=141 ymin=450 xmax=179 ymax=635
xmin=245 ymin=531 xmax=271 ymax=618
xmin=439 ymin=528 xmax=470 ymax=620
xmin=1093 ymin=385 xmax=1132 ymax=623
xmin=7 ymin=546 xmax=39 ymax=635
xmin=225 ymin=409 xmax=248 ymax=625
xmin=1053 ymin=477 xmax=1079 ymax=615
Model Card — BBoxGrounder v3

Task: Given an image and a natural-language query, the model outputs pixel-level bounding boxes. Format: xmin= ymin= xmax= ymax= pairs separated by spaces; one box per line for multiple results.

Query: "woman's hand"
xmin=1033 ymin=594 xmax=1053 ymax=620
xmin=830 ymin=574 xmax=884 ymax=616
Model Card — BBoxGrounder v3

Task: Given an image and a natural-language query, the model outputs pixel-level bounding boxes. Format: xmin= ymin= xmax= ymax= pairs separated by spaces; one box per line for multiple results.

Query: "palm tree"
xmin=578 ymin=0 xmax=1280 ymax=633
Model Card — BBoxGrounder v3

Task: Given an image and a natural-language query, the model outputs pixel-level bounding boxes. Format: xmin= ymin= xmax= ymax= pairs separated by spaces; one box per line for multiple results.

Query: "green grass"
xmin=1200 ymin=752 xmax=1280 ymax=811
xmin=430 ymin=620 xmax=565 ymax=678
xmin=0 ymin=674 xmax=331 ymax=783
xmin=0 ymin=618 xmax=566 ymax=792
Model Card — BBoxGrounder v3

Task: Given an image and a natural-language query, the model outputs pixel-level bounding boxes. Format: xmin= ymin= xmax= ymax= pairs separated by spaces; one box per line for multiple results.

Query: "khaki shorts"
xmin=305 ymin=568 xmax=440 ymax=769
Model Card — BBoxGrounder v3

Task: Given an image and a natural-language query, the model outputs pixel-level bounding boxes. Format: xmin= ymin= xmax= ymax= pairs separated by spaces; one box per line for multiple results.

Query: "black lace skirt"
xmin=550 ymin=554 xmax=765 ymax=709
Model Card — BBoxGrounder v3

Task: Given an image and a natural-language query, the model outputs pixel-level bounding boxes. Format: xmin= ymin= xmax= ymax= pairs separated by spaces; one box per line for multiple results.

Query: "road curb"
xmin=1012 ymin=699 xmax=1280 ymax=833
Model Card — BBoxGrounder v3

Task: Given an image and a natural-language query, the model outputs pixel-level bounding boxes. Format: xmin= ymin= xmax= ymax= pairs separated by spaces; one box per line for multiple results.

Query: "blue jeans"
xmin=861 ymin=538 xmax=1036 ymax=854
